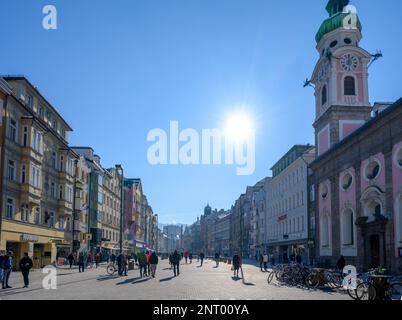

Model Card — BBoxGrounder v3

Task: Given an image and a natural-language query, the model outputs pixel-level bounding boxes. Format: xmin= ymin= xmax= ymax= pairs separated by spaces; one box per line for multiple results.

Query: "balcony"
xmin=58 ymin=199 xmax=73 ymax=213
xmin=20 ymin=184 xmax=41 ymax=205
xmin=59 ymin=171 xmax=74 ymax=183
xmin=21 ymin=146 xmax=43 ymax=164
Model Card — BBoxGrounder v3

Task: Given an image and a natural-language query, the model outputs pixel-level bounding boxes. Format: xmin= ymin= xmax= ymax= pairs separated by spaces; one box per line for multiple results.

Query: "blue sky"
xmin=1 ymin=0 xmax=401 ymax=225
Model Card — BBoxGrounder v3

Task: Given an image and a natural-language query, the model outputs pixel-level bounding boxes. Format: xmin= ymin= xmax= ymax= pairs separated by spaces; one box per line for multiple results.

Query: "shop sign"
xmin=21 ymin=234 xmax=39 ymax=242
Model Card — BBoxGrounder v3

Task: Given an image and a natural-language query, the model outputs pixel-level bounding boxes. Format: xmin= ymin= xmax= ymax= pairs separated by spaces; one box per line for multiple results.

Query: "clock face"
xmin=341 ymin=54 xmax=359 ymax=71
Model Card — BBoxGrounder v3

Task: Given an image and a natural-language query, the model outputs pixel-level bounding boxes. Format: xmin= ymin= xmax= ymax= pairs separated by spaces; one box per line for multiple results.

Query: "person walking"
xmin=172 ymin=250 xmax=181 ymax=277
xmin=19 ymin=253 xmax=33 ymax=288
xmin=68 ymin=253 xmax=74 ymax=269
xmin=0 ymin=251 xmax=5 ymax=286
xmin=116 ymin=253 xmax=124 ymax=276
xmin=271 ymin=254 xmax=275 ymax=266
xmin=336 ymin=255 xmax=346 ymax=272
xmin=263 ymin=252 xmax=269 ymax=271
xmin=232 ymin=253 xmax=241 ymax=279
xmin=2 ymin=251 xmax=13 ymax=289
xmin=95 ymin=253 xmax=100 ymax=268
xmin=123 ymin=254 xmax=128 ymax=276
xmin=145 ymin=251 xmax=151 ymax=277
xmin=137 ymin=251 xmax=147 ymax=278
xmin=189 ymin=253 xmax=193 ymax=264
xmin=259 ymin=253 xmax=264 ymax=271
xmin=78 ymin=252 xmax=85 ymax=273
xmin=110 ymin=253 xmax=116 ymax=265
xmin=199 ymin=252 xmax=205 ymax=267
xmin=168 ymin=253 xmax=173 ymax=270
xmin=184 ymin=251 xmax=189 ymax=264
xmin=214 ymin=252 xmax=220 ymax=267
xmin=150 ymin=251 xmax=159 ymax=278
xmin=133 ymin=253 xmax=138 ymax=268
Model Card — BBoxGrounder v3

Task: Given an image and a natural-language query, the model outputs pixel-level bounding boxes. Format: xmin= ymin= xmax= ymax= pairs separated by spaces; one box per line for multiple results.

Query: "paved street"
xmin=0 ymin=259 xmax=350 ymax=300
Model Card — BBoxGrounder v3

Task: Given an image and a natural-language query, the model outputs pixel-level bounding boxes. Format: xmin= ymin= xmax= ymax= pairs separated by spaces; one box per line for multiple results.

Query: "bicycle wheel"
xmin=107 ymin=264 xmax=116 ymax=275
xmin=306 ymin=274 xmax=320 ymax=289
xmin=356 ymin=282 xmax=376 ymax=301
xmin=267 ymin=271 xmax=275 ymax=285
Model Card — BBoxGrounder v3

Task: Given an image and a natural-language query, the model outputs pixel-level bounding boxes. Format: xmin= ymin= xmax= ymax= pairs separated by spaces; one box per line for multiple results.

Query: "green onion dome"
xmin=316 ymin=0 xmax=362 ymax=43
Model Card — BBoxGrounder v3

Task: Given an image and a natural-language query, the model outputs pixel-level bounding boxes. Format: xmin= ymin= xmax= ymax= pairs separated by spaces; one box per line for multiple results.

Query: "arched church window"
xmin=344 ymin=76 xmax=356 ymax=96
xmin=342 ymin=209 xmax=354 ymax=246
xmin=322 ymin=85 xmax=327 ymax=106
xmin=321 ymin=215 xmax=329 ymax=247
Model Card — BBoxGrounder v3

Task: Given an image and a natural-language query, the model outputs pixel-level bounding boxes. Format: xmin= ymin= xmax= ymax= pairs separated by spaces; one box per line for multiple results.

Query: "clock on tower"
xmin=311 ymin=0 xmax=373 ymax=156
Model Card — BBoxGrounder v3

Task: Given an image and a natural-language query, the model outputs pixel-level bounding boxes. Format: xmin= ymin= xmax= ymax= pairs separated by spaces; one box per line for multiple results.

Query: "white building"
xmin=265 ymin=145 xmax=315 ymax=263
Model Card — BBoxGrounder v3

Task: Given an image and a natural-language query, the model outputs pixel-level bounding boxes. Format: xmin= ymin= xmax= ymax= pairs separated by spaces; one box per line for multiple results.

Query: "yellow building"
xmin=0 ymin=76 xmax=76 ymax=269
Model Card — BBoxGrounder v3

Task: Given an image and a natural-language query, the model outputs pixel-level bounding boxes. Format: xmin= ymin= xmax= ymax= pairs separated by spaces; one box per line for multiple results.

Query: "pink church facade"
xmin=309 ymin=1 xmax=402 ymax=272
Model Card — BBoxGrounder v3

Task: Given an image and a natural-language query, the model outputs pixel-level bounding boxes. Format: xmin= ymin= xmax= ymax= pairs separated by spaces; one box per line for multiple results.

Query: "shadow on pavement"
xmin=159 ymin=276 xmax=175 ymax=283
xmin=231 ymin=276 xmax=242 ymax=281
xmin=116 ymin=277 xmax=142 ymax=285
xmin=97 ymin=275 xmax=119 ymax=282
xmin=132 ymin=278 xmax=151 ymax=284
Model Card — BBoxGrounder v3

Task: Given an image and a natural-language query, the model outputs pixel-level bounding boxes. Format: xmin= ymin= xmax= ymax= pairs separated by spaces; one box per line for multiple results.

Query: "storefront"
xmin=0 ymin=220 xmax=65 ymax=269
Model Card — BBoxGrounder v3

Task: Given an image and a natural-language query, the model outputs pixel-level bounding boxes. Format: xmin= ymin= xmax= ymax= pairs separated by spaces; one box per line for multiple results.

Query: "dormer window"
xmin=321 ymin=85 xmax=327 ymax=106
xmin=344 ymin=76 xmax=356 ymax=96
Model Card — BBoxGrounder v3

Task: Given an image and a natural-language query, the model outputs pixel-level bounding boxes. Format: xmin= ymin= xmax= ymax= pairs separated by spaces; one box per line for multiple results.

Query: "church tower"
xmin=312 ymin=0 xmax=373 ymax=156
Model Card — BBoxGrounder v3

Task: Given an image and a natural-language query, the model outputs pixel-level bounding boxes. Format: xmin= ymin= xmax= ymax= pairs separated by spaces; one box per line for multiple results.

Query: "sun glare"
xmin=224 ymin=112 xmax=254 ymax=142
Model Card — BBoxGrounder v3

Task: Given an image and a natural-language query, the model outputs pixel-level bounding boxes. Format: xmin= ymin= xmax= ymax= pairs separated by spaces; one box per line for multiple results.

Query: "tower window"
xmin=321 ymin=85 xmax=327 ymax=106
xmin=330 ymin=40 xmax=338 ymax=48
xmin=344 ymin=38 xmax=352 ymax=45
xmin=344 ymin=76 xmax=356 ymax=96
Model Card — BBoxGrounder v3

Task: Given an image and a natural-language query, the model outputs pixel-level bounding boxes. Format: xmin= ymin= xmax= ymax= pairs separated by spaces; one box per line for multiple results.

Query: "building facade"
xmin=0 ymin=77 xmax=76 ymax=268
xmin=310 ymin=1 xmax=402 ymax=272
xmin=72 ymin=154 xmax=91 ymax=253
xmin=102 ymin=167 xmax=122 ymax=255
xmin=265 ymin=145 xmax=315 ymax=263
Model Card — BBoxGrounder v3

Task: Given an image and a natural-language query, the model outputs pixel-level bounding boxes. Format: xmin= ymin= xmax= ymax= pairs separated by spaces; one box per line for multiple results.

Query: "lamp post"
xmin=155 ymin=214 xmax=159 ymax=253
xmin=115 ymin=165 xmax=124 ymax=255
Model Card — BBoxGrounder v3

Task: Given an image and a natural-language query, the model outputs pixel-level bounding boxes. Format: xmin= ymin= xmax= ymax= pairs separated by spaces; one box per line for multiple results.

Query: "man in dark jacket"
xmin=19 ymin=253 xmax=33 ymax=288
xmin=2 ymin=251 xmax=13 ymax=289
xmin=150 ymin=252 xmax=159 ymax=278
xmin=214 ymin=252 xmax=220 ymax=267
xmin=199 ymin=252 xmax=205 ymax=267
xmin=68 ymin=253 xmax=75 ymax=269
xmin=78 ymin=252 xmax=85 ymax=273
xmin=172 ymin=250 xmax=181 ymax=277
xmin=116 ymin=253 xmax=127 ymax=276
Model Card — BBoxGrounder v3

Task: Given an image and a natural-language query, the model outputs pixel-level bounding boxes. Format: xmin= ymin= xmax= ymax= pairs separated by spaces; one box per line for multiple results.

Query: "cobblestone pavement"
xmin=0 ymin=259 xmax=351 ymax=300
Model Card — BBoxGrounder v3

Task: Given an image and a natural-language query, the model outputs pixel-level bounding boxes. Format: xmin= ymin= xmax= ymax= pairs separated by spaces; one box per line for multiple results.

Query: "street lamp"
xmin=155 ymin=214 xmax=159 ymax=253
xmin=115 ymin=164 xmax=124 ymax=255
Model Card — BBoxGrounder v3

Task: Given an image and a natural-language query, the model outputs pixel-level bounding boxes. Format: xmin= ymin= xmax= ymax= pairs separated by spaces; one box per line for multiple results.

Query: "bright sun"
xmin=224 ymin=112 xmax=254 ymax=142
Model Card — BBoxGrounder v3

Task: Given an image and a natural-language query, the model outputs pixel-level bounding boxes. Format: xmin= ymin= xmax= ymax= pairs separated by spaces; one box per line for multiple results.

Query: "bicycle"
xmin=106 ymin=262 xmax=117 ymax=275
